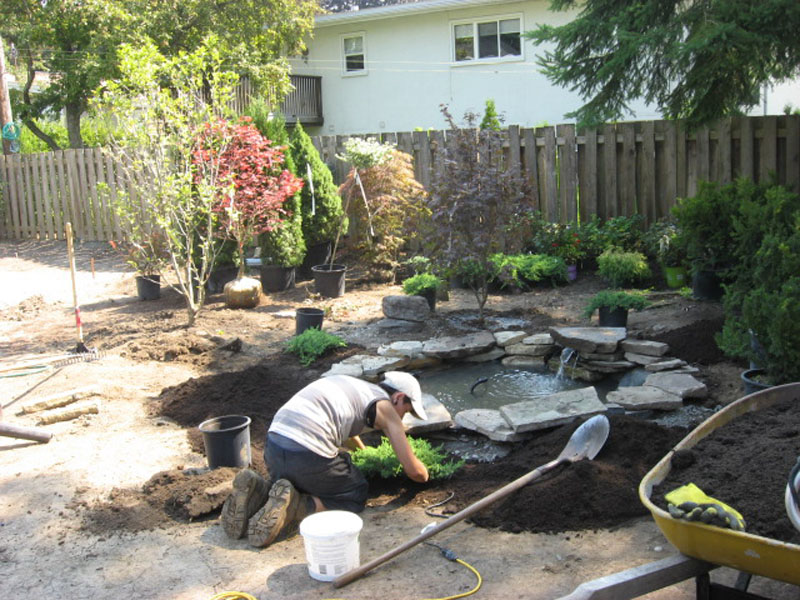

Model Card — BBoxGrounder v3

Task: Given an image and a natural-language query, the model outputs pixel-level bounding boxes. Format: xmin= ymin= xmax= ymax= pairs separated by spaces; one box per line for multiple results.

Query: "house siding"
xmin=290 ymin=0 xmax=662 ymax=135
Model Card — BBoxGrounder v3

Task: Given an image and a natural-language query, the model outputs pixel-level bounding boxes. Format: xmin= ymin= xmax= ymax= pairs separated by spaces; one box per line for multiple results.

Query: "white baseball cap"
xmin=382 ymin=371 xmax=427 ymax=421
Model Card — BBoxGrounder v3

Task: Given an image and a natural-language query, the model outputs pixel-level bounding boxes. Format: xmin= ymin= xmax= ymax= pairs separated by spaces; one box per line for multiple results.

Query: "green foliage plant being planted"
xmin=490 ymin=253 xmax=567 ymax=290
xmin=284 ymin=328 xmax=347 ymax=367
xmin=582 ymin=290 xmax=651 ymax=319
xmin=352 ymin=436 xmax=464 ymax=480
xmin=402 ymin=272 xmax=442 ymax=296
xmin=596 ymin=247 xmax=652 ymax=288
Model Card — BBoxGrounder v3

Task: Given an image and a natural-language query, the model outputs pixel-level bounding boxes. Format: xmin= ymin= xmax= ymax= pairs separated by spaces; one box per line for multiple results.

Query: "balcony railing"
xmin=281 ymin=75 xmax=323 ymax=126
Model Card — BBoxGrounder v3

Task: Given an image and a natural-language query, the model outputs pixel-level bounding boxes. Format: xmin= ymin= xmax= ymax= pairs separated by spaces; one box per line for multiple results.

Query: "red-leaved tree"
xmin=194 ymin=118 xmax=304 ymax=277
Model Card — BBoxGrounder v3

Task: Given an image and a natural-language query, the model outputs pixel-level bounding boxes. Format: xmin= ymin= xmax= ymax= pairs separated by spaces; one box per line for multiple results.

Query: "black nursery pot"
xmin=598 ymin=306 xmax=628 ymax=327
xmin=135 ymin=274 xmax=161 ymax=301
xmin=312 ymin=264 xmax=346 ymax=298
xmin=295 ymin=307 xmax=325 ymax=336
xmin=260 ymin=265 xmax=296 ymax=293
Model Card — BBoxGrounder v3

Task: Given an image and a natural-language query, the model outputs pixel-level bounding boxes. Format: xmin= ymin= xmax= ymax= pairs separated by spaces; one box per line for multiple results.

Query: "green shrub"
xmin=284 ymin=328 xmax=347 ymax=367
xmin=490 ymin=253 xmax=567 ymax=289
xmin=600 ymin=215 xmax=645 ymax=252
xmin=596 ymin=247 xmax=651 ymax=287
xmin=402 ymin=272 xmax=442 ymax=296
xmin=582 ymin=290 xmax=651 ymax=318
xmin=352 ymin=436 xmax=464 ymax=480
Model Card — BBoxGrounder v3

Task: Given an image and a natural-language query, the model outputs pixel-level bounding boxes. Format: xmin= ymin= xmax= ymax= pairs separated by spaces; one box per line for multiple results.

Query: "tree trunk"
xmin=65 ymin=102 xmax=85 ymax=149
xmin=22 ymin=51 xmax=61 ymax=151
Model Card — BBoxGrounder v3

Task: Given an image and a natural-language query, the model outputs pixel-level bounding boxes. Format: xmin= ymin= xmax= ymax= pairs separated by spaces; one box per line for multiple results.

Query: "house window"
xmin=453 ymin=17 xmax=521 ymax=62
xmin=343 ymin=34 xmax=366 ymax=74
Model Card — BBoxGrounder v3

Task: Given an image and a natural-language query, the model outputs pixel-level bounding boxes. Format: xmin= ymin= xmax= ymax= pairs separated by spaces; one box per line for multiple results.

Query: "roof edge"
xmin=315 ymin=0 xmax=526 ymax=27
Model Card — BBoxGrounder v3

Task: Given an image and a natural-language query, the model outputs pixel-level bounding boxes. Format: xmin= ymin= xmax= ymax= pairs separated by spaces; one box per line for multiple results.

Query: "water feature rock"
xmin=502 ymin=355 xmax=545 ymax=368
xmin=580 ymin=359 xmax=636 ymax=374
xmin=645 ymin=358 xmax=686 ymax=372
xmin=546 ymin=358 xmax=606 ymax=382
xmin=322 ymin=363 xmax=364 ymax=378
xmin=606 ymin=386 xmax=683 ymax=411
xmin=499 ymin=387 xmax=607 ymax=433
xmin=378 ymin=340 xmax=424 ymax=358
xmin=549 ymin=327 xmax=626 ymax=354
xmin=644 ymin=372 xmax=708 ymax=399
xmin=578 ymin=351 xmax=624 ymax=361
xmin=453 ymin=409 xmax=528 ymax=442
xmin=422 ymin=332 xmax=496 ymax=360
xmin=464 ymin=348 xmax=506 ymax=363
xmin=505 ymin=342 xmax=552 ymax=357
xmin=621 ymin=339 xmax=669 ymax=356
xmin=375 ymin=318 xmax=425 ymax=332
xmin=493 ymin=331 xmax=527 ymax=346
xmin=361 ymin=355 xmax=409 ymax=378
xmin=624 ymin=352 xmax=664 ymax=366
xmin=523 ymin=333 xmax=554 ymax=346
xmin=382 ymin=295 xmax=430 ymax=321
xmin=403 ymin=393 xmax=453 ymax=435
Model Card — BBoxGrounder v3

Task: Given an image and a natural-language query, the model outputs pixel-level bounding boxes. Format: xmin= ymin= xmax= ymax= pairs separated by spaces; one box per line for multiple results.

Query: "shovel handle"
xmin=332 ymin=456 xmax=565 ymax=589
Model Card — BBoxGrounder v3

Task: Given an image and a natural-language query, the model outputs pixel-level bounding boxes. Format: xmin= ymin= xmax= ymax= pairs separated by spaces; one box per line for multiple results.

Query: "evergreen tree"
xmin=290 ymin=122 xmax=346 ymax=247
xmin=480 ymin=99 xmax=502 ymax=131
xmin=245 ymin=108 xmax=306 ymax=267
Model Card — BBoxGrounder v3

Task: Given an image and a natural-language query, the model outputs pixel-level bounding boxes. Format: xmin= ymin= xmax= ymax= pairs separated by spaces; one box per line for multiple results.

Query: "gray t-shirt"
xmin=268 ymin=375 xmax=388 ymax=458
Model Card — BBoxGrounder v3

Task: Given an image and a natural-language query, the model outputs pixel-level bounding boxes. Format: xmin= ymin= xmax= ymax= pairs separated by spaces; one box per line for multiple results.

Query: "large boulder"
xmin=382 ymin=295 xmax=430 ymax=322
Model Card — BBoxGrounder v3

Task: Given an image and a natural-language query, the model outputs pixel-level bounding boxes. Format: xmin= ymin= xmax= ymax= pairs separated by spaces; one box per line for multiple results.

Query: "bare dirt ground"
xmin=1 ymin=239 xmax=797 ymax=600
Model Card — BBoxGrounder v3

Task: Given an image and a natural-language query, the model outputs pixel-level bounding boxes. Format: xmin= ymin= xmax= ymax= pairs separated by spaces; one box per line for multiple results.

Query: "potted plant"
xmin=546 ymin=223 xmax=584 ymax=281
xmin=290 ymin=123 xmax=346 ymax=279
xmin=110 ymin=234 xmax=168 ymax=301
xmin=671 ymin=181 xmax=739 ymax=300
xmin=402 ymin=272 xmax=442 ymax=311
xmin=596 ymin=247 xmax=652 ymax=288
xmin=582 ymin=290 xmax=651 ymax=327
xmin=645 ymin=218 xmax=688 ymax=289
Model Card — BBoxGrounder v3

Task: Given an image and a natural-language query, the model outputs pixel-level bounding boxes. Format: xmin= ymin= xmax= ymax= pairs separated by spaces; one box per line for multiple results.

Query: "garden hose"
xmin=0 ymin=364 xmax=51 ymax=378
xmin=206 ymin=592 xmax=258 ymax=600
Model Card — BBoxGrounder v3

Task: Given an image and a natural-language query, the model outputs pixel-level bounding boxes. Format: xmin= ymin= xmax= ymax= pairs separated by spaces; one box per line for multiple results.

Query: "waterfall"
xmin=557 ymin=347 xmax=577 ymax=380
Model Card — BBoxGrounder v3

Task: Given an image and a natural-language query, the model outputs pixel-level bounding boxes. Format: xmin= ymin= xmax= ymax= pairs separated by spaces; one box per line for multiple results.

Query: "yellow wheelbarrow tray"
xmin=639 ymin=382 xmax=800 ymax=586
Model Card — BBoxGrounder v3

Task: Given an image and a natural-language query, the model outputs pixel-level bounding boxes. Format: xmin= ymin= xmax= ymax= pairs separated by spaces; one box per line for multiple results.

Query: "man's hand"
xmin=373 ymin=400 xmax=429 ymax=483
xmin=342 ymin=435 xmax=366 ymax=452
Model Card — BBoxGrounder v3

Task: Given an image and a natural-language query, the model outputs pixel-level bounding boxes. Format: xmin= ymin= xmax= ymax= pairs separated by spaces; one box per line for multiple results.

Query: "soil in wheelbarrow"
xmin=652 ymin=394 xmax=800 ymax=545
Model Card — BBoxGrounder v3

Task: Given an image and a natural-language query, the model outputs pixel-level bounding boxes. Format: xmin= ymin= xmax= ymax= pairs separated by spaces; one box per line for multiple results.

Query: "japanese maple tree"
xmin=195 ymin=118 xmax=304 ymax=277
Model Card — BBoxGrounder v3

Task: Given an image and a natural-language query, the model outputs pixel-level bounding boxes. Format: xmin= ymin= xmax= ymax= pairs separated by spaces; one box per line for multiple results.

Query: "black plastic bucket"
xmin=135 ymin=275 xmax=161 ymax=301
xmin=691 ymin=270 xmax=724 ymax=301
xmin=598 ymin=306 xmax=628 ymax=327
xmin=312 ymin=264 xmax=346 ymax=298
xmin=296 ymin=307 xmax=325 ymax=335
xmin=198 ymin=415 xmax=252 ymax=469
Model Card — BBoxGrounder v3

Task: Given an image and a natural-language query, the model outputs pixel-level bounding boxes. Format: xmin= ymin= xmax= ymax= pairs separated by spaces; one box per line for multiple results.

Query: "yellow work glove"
xmin=665 ymin=483 xmax=746 ymax=532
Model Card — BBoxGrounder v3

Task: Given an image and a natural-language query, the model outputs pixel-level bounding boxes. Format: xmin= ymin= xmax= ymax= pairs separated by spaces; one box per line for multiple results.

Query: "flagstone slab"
xmin=453 ymin=409 xmax=528 ymax=442
xmin=422 ymin=332 xmax=497 ymax=359
xmin=644 ymin=372 xmax=708 ymax=399
xmin=493 ymin=331 xmax=528 ymax=347
xmin=549 ymin=327 xmax=627 ymax=354
xmin=606 ymin=385 xmax=683 ymax=411
xmin=620 ymin=339 xmax=670 ymax=356
xmin=404 ymin=393 xmax=453 ymax=435
xmin=499 ymin=387 xmax=607 ymax=433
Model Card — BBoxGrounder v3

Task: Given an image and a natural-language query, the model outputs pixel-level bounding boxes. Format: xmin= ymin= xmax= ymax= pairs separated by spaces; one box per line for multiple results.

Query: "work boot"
xmin=247 ymin=478 xmax=301 ymax=548
xmin=221 ymin=468 xmax=272 ymax=540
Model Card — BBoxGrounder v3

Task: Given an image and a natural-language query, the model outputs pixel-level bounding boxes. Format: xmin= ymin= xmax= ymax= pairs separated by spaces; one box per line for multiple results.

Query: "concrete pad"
xmin=464 ymin=347 xmax=506 ymax=363
xmin=505 ymin=342 xmax=552 ymax=357
xmin=644 ymin=372 xmax=708 ymax=399
xmin=620 ymin=339 xmax=670 ymax=356
xmin=605 ymin=385 xmax=683 ymax=411
xmin=500 ymin=387 xmax=607 ymax=433
xmin=422 ymin=331 xmax=497 ymax=359
xmin=453 ymin=408 xmax=528 ymax=442
xmin=494 ymin=331 xmax=528 ymax=347
xmin=549 ymin=327 xmax=626 ymax=354
xmin=403 ymin=393 xmax=453 ymax=435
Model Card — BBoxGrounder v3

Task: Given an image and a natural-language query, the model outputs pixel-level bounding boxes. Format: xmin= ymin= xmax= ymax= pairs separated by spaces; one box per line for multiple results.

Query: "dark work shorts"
xmin=264 ymin=433 xmax=368 ymax=513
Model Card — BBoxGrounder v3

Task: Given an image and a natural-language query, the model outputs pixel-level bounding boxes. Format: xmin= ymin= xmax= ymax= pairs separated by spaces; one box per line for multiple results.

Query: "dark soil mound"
xmin=653 ymin=395 xmax=800 ymax=544
xmin=648 ymin=315 xmax=727 ymax=365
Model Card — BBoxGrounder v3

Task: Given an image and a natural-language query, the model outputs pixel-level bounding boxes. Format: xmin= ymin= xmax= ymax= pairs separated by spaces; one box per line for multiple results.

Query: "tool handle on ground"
xmin=332 ymin=456 xmax=563 ymax=589
xmin=0 ymin=422 xmax=53 ymax=443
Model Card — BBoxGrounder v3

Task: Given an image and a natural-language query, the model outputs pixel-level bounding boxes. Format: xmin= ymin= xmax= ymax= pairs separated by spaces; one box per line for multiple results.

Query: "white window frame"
xmin=341 ymin=32 xmax=367 ymax=76
xmin=450 ymin=14 xmax=524 ymax=65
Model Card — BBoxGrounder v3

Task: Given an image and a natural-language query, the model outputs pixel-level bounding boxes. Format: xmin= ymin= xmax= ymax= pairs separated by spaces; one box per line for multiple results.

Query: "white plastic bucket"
xmin=299 ymin=510 xmax=363 ymax=582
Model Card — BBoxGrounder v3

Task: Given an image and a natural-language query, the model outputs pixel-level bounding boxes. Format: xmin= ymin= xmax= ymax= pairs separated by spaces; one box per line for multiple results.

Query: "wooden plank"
xmin=786 ymin=115 xmax=800 ymax=192
xmin=104 ymin=153 xmax=122 ymax=239
xmin=696 ymin=126 xmax=710 ymax=182
xmin=522 ymin=127 xmax=540 ymax=211
xmin=4 ymin=155 xmax=20 ymax=238
xmin=739 ymin=116 xmax=754 ymax=181
xmin=55 ymin=151 xmax=70 ymax=240
xmin=558 ymin=123 xmax=578 ymax=222
xmin=580 ymin=127 xmax=598 ymax=222
xmin=620 ymin=123 xmax=636 ymax=217
xmin=508 ymin=125 xmax=522 ymax=179
xmin=603 ymin=124 xmax=618 ymax=218
xmin=718 ymin=118 xmax=732 ymax=184
xmin=83 ymin=148 xmax=102 ymax=241
xmin=48 ymin=152 xmax=64 ymax=239
xmin=40 ymin=153 xmax=55 ymax=240
xmin=413 ymin=130 xmax=431 ymax=189
xmin=661 ymin=121 xmax=677 ymax=215
xmin=556 ymin=554 xmax=716 ymax=600
xmin=676 ymin=121 xmax=687 ymax=199
xmin=31 ymin=153 xmax=46 ymax=239
xmin=23 ymin=155 xmax=37 ymax=238
xmin=541 ymin=126 xmax=558 ymax=222
xmin=64 ymin=150 xmax=82 ymax=238
xmin=760 ymin=115 xmax=777 ymax=182
xmin=641 ymin=120 xmax=656 ymax=225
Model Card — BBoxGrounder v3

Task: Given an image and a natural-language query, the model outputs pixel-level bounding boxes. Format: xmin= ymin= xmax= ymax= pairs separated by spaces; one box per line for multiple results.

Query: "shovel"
xmin=332 ymin=413 xmax=611 ymax=589
xmin=65 ymin=222 xmax=90 ymax=353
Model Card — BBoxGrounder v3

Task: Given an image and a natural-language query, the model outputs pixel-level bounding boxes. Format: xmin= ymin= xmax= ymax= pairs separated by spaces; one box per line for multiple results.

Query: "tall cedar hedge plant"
xmin=246 ymin=107 xmax=307 ymax=267
xmin=427 ymin=106 xmax=529 ymax=318
xmin=290 ymin=123 xmax=345 ymax=248
xmin=339 ymin=148 xmax=428 ymax=281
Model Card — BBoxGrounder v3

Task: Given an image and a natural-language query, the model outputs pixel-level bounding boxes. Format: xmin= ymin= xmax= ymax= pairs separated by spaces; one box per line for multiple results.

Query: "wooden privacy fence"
xmin=2 ymin=115 xmax=799 ymax=241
